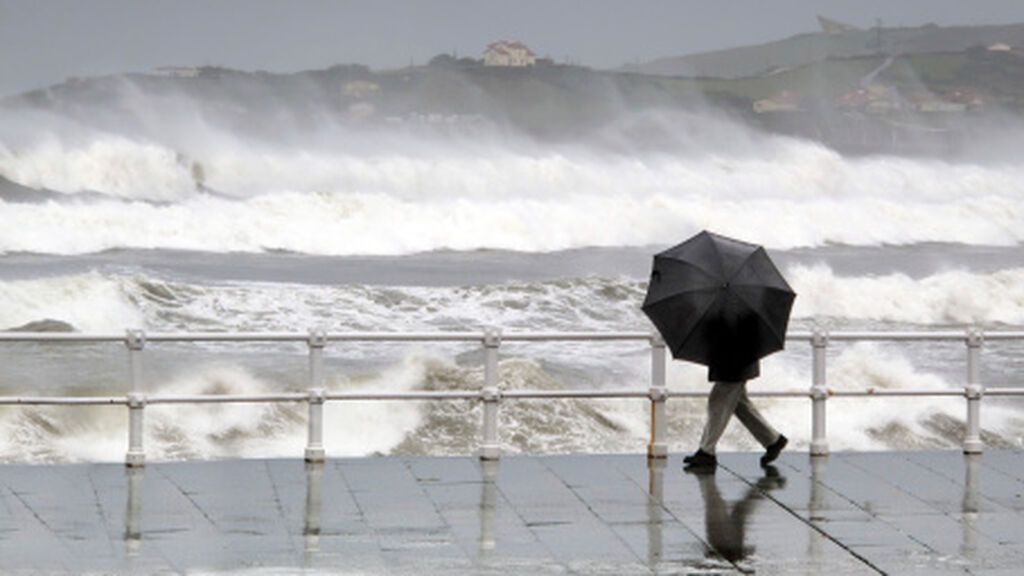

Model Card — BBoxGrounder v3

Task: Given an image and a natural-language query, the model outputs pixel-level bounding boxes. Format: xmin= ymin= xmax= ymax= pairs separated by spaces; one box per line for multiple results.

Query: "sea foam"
xmin=3 ymin=268 xmax=1022 ymax=335
xmin=2 ymin=105 xmax=1023 ymax=255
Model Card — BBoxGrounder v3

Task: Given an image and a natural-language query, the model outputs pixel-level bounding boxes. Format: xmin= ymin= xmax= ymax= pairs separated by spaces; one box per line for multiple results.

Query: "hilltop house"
xmin=483 ymin=41 xmax=536 ymax=67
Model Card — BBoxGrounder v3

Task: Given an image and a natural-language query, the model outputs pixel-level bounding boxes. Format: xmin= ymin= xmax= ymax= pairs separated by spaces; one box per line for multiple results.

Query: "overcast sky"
xmin=4 ymin=0 xmax=1024 ymax=97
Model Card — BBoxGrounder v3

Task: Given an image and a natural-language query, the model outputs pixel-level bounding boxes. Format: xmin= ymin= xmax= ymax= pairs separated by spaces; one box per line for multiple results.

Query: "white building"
xmin=483 ymin=41 xmax=536 ymax=67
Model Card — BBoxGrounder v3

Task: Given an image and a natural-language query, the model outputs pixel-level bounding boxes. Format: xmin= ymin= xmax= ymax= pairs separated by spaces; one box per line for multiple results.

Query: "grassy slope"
xmin=683 ymin=50 xmax=1024 ymax=110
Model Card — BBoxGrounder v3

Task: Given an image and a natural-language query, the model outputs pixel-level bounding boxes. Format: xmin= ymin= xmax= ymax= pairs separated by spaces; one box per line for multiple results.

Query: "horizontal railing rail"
xmin=8 ymin=387 xmax=1024 ymax=406
xmin=5 ymin=329 xmax=1024 ymax=344
xmin=1 ymin=327 xmax=1022 ymax=466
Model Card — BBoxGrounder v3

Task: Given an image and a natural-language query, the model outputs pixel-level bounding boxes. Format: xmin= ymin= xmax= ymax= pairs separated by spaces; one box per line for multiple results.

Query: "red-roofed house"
xmin=483 ymin=41 xmax=537 ymax=67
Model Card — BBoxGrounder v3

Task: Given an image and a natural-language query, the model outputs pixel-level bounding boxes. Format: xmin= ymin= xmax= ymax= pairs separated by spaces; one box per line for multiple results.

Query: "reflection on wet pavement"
xmin=2 ymin=451 xmax=1022 ymax=574
xmin=690 ymin=465 xmax=785 ymax=563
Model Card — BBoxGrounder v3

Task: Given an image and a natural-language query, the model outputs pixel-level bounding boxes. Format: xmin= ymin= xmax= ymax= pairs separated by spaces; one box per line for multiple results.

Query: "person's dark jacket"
xmin=708 ymin=360 xmax=759 ymax=383
xmin=705 ymin=313 xmax=761 ymax=382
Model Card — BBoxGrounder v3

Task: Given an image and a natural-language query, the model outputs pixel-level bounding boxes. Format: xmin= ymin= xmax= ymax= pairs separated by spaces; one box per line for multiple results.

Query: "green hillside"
xmin=629 ymin=22 xmax=1024 ymax=79
xmin=676 ymin=48 xmax=1024 ymax=111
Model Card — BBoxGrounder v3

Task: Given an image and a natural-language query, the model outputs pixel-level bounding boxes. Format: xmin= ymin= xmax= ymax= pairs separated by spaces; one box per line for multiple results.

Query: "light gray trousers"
xmin=699 ymin=381 xmax=780 ymax=455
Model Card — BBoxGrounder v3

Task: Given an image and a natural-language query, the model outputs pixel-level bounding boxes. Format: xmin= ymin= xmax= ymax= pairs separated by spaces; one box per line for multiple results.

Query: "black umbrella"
xmin=642 ymin=231 xmax=795 ymax=380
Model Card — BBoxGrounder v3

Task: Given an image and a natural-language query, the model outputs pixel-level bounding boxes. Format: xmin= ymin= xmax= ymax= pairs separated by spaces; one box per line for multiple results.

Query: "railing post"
xmin=305 ymin=330 xmax=327 ymax=463
xmin=810 ymin=327 xmax=829 ymax=457
xmin=647 ymin=332 xmax=668 ymax=459
xmin=963 ymin=327 xmax=984 ymax=454
xmin=125 ymin=330 xmax=146 ymax=467
xmin=479 ymin=328 xmax=502 ymax=460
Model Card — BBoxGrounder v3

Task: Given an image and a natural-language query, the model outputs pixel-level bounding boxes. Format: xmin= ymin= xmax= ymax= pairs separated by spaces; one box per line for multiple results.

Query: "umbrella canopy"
xmin=642 ymin=231 xmax=795 ymax=379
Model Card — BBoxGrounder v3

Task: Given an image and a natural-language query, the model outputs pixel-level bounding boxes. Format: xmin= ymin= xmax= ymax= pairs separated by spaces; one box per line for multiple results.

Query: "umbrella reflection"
xmin=692 ymin=466 xmax=785 ymax=562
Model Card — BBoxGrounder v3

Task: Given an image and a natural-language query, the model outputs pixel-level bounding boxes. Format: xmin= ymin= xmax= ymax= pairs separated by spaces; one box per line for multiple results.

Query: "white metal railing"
xmin=1 ymin=327 xmax=1023 ymax=466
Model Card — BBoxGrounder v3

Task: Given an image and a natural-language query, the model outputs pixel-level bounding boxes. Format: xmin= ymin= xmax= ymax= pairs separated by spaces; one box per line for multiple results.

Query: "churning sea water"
xmin=1 ymin=85 xmax=1023 ymax=463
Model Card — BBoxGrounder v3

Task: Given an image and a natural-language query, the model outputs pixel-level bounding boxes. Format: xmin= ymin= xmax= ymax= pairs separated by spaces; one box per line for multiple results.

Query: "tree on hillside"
xmin=429 ymin=54 xmax=480 ymax=68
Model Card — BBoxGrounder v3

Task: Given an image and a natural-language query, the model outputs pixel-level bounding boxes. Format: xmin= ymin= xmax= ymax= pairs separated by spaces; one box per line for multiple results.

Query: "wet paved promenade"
xmin=1 ymin=451 xmax=1022 ymax=575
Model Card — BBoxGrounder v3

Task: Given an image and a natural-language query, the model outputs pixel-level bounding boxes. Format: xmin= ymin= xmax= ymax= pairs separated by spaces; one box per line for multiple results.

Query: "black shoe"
xmin=683 ymin=449 xmax=717 ymax=470
xmin=760 ymin=434 xmax=788 ymax=467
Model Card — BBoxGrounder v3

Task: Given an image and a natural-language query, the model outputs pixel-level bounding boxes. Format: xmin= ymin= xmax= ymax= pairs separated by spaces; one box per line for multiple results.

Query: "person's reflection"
xmin=690 ymin=466 xmax=785 ymax=563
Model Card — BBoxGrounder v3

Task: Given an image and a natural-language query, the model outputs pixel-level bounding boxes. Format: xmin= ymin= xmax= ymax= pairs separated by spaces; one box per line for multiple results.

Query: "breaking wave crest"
xmin=3 ymin=267 xmax=1023 ymax=337
xmin=0 ymin=272 xmax=144 ymax=332
xmin=2 ymin=103 xmax=1023 ymax=255
xmin=789 ymin=265 xmax=1024 ymax=326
